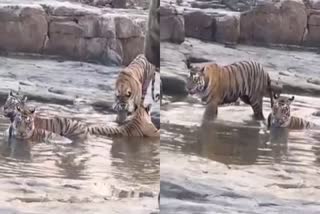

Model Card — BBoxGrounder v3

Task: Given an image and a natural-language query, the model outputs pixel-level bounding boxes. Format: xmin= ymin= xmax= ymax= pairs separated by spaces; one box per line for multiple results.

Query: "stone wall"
xmin=160 ymin=0 xmax=320 ymax=47
xmin=0 ymin=3 xmax=147 ymax=66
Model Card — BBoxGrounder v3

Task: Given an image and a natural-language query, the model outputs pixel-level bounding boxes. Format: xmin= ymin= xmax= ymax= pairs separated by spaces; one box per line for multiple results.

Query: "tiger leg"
xmin=250 ymin=96 xmax=264 ymax=120
xmin=202 ymin=101 xmax=218 ymax=122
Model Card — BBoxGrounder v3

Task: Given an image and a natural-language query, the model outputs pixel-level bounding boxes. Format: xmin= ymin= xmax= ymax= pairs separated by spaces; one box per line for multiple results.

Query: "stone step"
xmin=191 ymin=2 xmax=227 ymax=9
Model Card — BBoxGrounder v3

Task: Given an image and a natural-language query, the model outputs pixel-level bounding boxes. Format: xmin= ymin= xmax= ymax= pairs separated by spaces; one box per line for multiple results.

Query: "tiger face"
xmin=113 ymin=78 xmax=140 ymax=123
xmin=13 ymin=105 xmax=35 ymax=139
xmin=271 ymin=95 xmax=294 ymax=126
xmin=186 ymin=66 xmax=206 ymax=95
xmin=3 ymin=90 xmax=27 ymax=122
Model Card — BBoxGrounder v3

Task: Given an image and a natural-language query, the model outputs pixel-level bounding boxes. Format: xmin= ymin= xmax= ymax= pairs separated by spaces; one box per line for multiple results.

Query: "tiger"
xmin=186 ymin=60 xmax=282 ymax=121
xmin=113 ymin=54 xmax=160 ymax=124
xmin=144 ymin=0 xmax=160 ymax=68
xmin=3 ymin=89 xmax=27 ymax=123
xmin=267 ymin=95 xmax=320 ymax=129
xmin=88 ymin=104 xmax=160 ymax=137
xmin=11 ymin=105 xmax=56 ymax=142
xmin=3 ymin=92 xmax=88 ymax=141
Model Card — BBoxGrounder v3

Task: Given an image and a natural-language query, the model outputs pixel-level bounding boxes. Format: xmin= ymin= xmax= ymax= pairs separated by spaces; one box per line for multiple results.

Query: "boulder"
xmin=215 ymin=13 xmax=240 ymax=44
xmin=120 ymin=36 xmax=145 ymax=65
xmin=111 ymin=0 xmax=127 ymax=8
xmin=304 ymin=14 xmax=320 ymax=46
xmin=240 ymin=0 xmax=307 ymax=45
xmin=309 ymin=0 xmax=320 ymax=9
xmin=183 ymin=10 xmax=216 ymax=41
xmin=114 ymin=15 xmax=143 ymax=39
xmin=0 ymin=5 xmax=48 ymax=53
xmin=160 ymin=5 xmax=185 ymax=43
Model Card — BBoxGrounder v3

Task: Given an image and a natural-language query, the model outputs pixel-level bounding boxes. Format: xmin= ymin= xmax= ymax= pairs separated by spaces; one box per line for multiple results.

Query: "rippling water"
xmin=0 ymin=101 xmax=159 ymax=213
xmin=161 ymin=94 xmax=320 ymax=213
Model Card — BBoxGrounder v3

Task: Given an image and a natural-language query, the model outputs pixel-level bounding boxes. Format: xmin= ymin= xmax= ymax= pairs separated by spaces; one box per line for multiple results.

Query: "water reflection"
xmin=162 ymin=120 xmax=320 ymax=166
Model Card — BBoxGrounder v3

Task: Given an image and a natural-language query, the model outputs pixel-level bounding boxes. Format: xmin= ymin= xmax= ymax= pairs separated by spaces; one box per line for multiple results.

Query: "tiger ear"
xmin=186 ymin=59 xmax=192 ymax=69
xmin=16 ymin=105 xmax=21 ymax=112
xmin=289 ymin=96 xmax=295 ymax=103
xmin=30 ymin=108 xmax=35 ymax=114
xmin=9 ymin=90 xmax=13 ymax=97
xmin=22 ymin=95 xmax=28 ymax=103
xmin=145 ymin=104 xmax=152 ymax=113
xmin=273 ymin=93 xmax=279 ymax=99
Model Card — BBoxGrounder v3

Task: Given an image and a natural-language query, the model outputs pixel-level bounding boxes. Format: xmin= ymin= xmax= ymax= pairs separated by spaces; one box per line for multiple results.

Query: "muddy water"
xmin=161 ymin=95 xmax=320 ymax=213
xmin=0 ymin=102 xmax=159 ymax=213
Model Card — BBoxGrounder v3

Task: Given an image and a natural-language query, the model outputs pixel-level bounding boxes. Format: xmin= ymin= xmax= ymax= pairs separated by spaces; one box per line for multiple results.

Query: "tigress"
xmin=113 ymin=54 xmax=160 ymax=124
xmin=267 ymin=95 xmax=320 ymax=129
xmin=88 ymin=104 xmax=160 ymax=137
xmin=144 ymin=0 xmax=160 ymax=68
xmin=186 ymin=60 xmax=282 ymax=121
xmin=11 ymin=105 xmax=56 ymax=142
xmin=3 ymin=92 xmax=88 ymax=141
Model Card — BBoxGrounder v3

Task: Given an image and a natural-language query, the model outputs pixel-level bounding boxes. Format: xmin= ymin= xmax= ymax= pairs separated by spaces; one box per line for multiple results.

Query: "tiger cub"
xmin=186 ymin=60 xmax=282 ymax=121
xmin=3 ymin=91 xmax=88 ymax=141
xmin=11 ymin=105 xmax=56 ymax=142
xmin=88 ymin=104 xmax=159 ymax=137
xmin=267 ymin=95 xmax=320 ymax=129
xmin=113 ymin=54 xmax=160 ymax=124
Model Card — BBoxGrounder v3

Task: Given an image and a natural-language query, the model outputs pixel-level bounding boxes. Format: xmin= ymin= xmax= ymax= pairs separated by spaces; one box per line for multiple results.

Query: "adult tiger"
xmin=4 ymin=92 xmax=88 ymax=141
xmin=186 ymin=60 xmax=282 ymax=121
xmin=113 ymin=54 xmax=160 ymax=124
xmin=267 ymin=95 xmax=320 ymax=129
xmin=88 ymin=104 xmax=159 ymax=137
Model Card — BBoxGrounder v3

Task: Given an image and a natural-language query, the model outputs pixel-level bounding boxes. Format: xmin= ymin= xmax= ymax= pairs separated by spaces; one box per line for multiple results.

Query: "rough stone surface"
xmin=0 ymin=5 xmax=48 ymax=53
xmin=215 ymin=13 xmax=240 ymax=44
xmin=183 ymin=10 xmax=216 ymax=41
xmin=160 ymin=5 xmax=185 ymax=43
xmin=240 ymin=0 xmax=307 ymax=45
xmin=0 ymin=3 xmax=147 ymax=65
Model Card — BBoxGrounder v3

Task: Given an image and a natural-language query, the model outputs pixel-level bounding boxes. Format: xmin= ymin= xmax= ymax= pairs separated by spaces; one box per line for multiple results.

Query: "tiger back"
xmin=186 ymin=60 xmax=282 ymax=121
xmin=88 ymin=104 xmax=159 ymax=137
xmin=268 ymin=95 xmax=320 ymax=130
xmin=113 ymin=54 xmax=158 ymax=124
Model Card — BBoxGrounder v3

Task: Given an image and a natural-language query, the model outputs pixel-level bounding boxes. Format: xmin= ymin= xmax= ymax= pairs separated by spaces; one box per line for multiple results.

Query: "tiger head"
xmin=113 ymin=74 xmax=141 ymax=120
xmin=3 ymin=90 xmax=28 ymax=122
xmin=186 ymin=62 xmax=207 ymax=96
xmin=271 ymin=95 xmax=294 ymax=127
xmin=12 ymin=105 xmax=35 ymax=139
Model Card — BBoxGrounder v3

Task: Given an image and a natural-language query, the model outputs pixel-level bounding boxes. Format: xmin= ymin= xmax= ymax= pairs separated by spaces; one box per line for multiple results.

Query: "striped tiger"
xmin=3 ymin=90 xmax=27 ymax=123
xmin=4 ymin=91 xmax=88 ymax=141
xmin=88 ymin=104 xmax=159 ymax=137
xmin=267 ymin=95 xmax=320 ymax=129
xmin=11 ymin=105 xmax=56 ymax=142
xmin=113 ymin=54 xmax=160 ymax=124
xmin=186 ymin=60 xmax=282 ymax=121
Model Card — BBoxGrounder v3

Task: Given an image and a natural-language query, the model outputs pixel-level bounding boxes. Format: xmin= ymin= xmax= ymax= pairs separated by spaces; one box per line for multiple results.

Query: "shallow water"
xmin=0 ymin=101 xmax=159 ymax=213
xmin=160 ymin=94 xmax=320 ymax=213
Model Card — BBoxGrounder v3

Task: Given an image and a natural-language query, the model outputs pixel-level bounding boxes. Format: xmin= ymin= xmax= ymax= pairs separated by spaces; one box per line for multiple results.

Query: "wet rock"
xmin=160 ymin=5 xmax=185 ymax=43
xmin=115 ymin=16 xmax=143 ymax=39
xmin=183 ymin=10 xmax=216 ymax=41
xmin=215 ymin=13 xmax=240 ymax=45
xmin=312 ymin=111 xmax=320 ymax=116
xmin=191 ymin=1 xmax=227 ymax=9
xmin=240 ymin=0 xmax=307 ymax=45
xmin=111 ymin=0 xmax=127 ymax=8
xmin=0 ymin=5 xmax=47 ymax=53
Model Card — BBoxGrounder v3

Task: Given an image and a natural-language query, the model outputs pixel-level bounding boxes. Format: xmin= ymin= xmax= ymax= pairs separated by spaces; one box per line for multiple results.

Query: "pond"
xmin=160 ymin=95 xmax=320 ymax=213
xmin=0 ymin=55 xmax=160 ymax=214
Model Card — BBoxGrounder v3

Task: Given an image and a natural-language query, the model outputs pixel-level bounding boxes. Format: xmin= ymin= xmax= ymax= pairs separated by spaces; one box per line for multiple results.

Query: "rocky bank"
xmin=160 ymin=0 xmax=320 ymax=47
xmin=0 ymin=1 xmax=148 ymax=66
